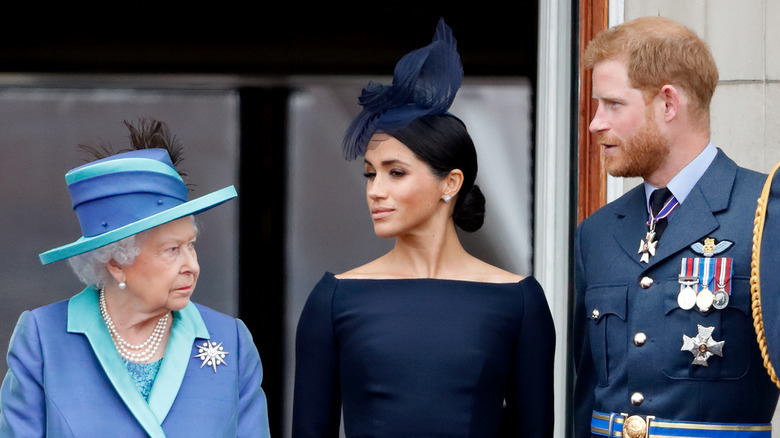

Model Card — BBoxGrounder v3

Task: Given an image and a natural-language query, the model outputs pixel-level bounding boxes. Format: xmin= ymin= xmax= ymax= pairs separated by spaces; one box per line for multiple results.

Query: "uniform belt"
xmin=591 ymin=411 xmax=771 ymax=438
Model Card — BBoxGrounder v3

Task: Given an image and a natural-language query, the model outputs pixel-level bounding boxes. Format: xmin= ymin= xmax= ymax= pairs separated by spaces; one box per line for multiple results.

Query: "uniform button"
xmin=640 ymin=277 xmax=653 ymax=289
xmin=634 ymin=332 xmax=647 ymax=346
xmin=631 ymin=392 xmax=644 ymax=406
xmin=591 ymin=309 xmax=600 ymax=320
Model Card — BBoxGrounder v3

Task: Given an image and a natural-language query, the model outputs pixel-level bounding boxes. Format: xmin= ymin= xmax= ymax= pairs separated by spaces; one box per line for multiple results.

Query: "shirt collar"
xmin=644 ymin=141 xmax=717 ymax=207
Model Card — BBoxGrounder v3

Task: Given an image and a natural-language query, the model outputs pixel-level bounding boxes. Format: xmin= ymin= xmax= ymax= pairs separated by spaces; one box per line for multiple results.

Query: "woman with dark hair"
xmin=292 ymin=19 xmax=555 ymax=437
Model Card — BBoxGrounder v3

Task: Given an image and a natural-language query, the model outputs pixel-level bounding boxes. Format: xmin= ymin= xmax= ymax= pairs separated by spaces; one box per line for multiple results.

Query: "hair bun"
xmin=453 ymin=184 xmax=485 ymax=232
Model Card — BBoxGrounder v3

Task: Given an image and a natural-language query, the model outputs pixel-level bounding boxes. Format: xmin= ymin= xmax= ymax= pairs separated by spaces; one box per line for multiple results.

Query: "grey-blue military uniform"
xmin=573 ymin=149 xmax=780 ymax=437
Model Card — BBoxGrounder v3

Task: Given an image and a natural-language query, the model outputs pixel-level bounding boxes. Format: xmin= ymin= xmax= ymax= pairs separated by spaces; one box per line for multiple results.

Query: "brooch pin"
xmin=194 ymin=340 xmax=229 ymax=372
xmin=690 ymin=237 xmax=732 ymax=257
xmin=681 ymin=324 xmax=724 ymax=366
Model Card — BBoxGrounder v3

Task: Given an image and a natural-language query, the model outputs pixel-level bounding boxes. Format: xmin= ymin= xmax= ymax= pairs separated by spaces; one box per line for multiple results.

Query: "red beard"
xmin=599 ymin=114 xmax=671 ymax=179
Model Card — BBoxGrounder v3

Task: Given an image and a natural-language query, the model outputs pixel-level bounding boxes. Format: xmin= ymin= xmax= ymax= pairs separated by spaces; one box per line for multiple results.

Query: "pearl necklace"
xmin=99 ymin=289 xmax=169 ymax=363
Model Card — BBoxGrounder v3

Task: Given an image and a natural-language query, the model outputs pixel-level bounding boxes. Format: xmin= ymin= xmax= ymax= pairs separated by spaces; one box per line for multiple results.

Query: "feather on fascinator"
xmin=341 ymin=18 xmax=464 ymax=160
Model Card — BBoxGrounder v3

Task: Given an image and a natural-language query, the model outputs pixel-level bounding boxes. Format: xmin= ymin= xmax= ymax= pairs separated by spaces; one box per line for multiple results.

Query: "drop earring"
xmin=118 ymin=281 xmax=127 ymax=290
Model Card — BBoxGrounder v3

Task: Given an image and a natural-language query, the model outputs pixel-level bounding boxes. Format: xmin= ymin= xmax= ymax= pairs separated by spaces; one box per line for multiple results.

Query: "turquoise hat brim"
xmin=39 ymin=186 xmax=237 ymax=265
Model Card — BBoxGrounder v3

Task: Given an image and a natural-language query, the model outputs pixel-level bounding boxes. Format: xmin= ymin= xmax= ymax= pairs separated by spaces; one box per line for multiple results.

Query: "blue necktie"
xmin=650 ymin=187 xmax=673 ymax=240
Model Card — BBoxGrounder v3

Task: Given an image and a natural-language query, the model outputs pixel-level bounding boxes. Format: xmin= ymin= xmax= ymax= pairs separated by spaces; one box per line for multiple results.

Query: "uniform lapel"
xmin=67 ymin=287 xmax=167 ymax=438
xmin=647 ymin=150 xmax=736 ymax=268
xmin=647 ymin=185 xmax=718 ymax=264
xmin=610 ymin=150 xmax=736 ymax=269
xmin=147 ymin=302 xmax=209 ymax=423
xmin=612 ymin=186 xmax=651 ymax=268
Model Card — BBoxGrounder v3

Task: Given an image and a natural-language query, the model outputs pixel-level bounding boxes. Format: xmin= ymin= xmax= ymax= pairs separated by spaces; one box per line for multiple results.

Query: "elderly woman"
xmin=292 ymin=20 xmax=555 ymax=437
xmin=0 ymin=119 xmax=270 ymax=437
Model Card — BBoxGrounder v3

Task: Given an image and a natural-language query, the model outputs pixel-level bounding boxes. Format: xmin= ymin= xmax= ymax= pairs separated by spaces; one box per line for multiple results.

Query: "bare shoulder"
xmin=441 ymin=255 xmax=525 ymax=283
xmin=335 ymin=257 xmax=402 ymax=280
xmin=468 ymin=259 xmax=525 ymax=284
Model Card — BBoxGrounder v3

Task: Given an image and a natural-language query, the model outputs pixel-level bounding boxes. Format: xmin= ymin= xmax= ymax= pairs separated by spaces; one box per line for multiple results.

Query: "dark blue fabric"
xmin=341 ymin=18 xmax=463 ymax=160
xmin=573 ymin=150 xmax=780 ymax=438
xmin=292 ymin=272 xmax=555 ymax=438
xmin=758 ymin=166 xmax=780 ymax=380
xmin=649 ymin=187 xmax=673 ymax=239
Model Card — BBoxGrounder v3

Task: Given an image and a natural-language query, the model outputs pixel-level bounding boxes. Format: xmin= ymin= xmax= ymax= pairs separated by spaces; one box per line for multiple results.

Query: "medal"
xmin=696 ymin=257 xmax=715 ymax=312
xmin=696 ymin=288 xmax=714 ymax=312
xmin=678 ymin=285 xmax=697 ymax=310
xmin=712 ymin=257 xmax=732 ymax=310
xmin=681 ymin=324 xmax=724 ymax=366
xmin=638 ymin=229 xmax=658 ymax=264
xmin=640 ymin=195 xmax=680 ymax=263
xmin=713 ymin=290 xmax=729 ymax=309
xmin=677 ymin=258 xmax=698 ymax=310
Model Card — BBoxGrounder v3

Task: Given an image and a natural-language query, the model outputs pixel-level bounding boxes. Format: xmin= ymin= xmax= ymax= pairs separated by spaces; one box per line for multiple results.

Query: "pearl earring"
xmin=118 ymin=281 xmax=126 ymax=290
xmin=442 ymin=195 xmax=452 ymax=203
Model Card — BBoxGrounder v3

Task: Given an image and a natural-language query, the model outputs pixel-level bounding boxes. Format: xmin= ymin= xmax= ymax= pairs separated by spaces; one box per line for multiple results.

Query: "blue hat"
xmin=39 ymin=148 xmax=237 ymax=265
xmin=752 ymin=161 xmax=780 ymax=387
xmin=341 ymin=18 xmax=463 ymax=160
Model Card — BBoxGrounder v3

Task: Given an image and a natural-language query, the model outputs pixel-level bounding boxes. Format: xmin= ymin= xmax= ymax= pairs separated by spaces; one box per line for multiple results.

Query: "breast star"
xmin=681 ymin=324 xmax=724 ymax=366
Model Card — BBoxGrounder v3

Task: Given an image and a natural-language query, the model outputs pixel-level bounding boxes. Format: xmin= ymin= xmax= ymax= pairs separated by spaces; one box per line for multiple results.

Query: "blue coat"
xmin=573 ymin=150 xmax=780 ymax=436
xmin=0 ymin=286 xmax=271 ymax=437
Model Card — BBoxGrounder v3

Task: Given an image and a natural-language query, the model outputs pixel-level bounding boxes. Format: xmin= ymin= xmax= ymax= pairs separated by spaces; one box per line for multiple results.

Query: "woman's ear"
xmin=106 ymin=259 xmax=125 ymax=284
xmin=443 ymin=169 xmax=464 ymax=199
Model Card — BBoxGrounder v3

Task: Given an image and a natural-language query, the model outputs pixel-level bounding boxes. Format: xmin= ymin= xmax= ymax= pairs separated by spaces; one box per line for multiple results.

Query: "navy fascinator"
xmin=341 ymin=18 xmax=464 ymax=160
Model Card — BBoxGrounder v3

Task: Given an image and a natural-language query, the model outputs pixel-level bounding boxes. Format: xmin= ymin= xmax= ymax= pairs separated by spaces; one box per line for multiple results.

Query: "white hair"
xmin=67 ymin=234 xmax=144 ymax=288
xmin=66 ymin=216 xmax=199 ymax=288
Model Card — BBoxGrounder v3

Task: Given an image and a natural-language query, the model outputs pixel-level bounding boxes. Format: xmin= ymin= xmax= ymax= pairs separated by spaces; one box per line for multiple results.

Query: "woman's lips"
xmin=173 ymin=284 xmax=195 ymax=294
xmin=371 ymin=207 xmax=394 ymax=220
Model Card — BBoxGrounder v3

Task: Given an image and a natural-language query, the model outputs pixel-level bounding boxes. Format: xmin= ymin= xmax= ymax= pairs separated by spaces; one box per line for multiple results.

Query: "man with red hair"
xmin=573 ymin=16 xmax=779 ymax=437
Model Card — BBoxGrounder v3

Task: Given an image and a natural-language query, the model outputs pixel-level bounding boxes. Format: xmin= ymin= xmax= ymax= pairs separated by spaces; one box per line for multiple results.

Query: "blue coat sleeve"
xmin=236 ymin=318 xmax=271 ymax=438
xmin=0 ymin=311 xmax=49 ymax=437
xmin=506 ymin=278 xmax=556 ymax=437
xmin=292 ymin=274 xmax=342 ymax=438
xmin=572 ymin=224 xmax=597 ymax=438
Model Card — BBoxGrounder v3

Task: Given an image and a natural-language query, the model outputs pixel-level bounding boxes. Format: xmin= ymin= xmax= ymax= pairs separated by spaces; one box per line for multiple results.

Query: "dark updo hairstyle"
xmin=384 ymin=113 xmax=485 ymax=232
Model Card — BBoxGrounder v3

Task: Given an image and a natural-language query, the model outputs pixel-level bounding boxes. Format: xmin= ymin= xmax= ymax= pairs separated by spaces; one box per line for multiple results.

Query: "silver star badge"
xmin=681 ymin=324 xmax=724 ymax=366
xmin=194 ymin=340 xmax=229 ymax=372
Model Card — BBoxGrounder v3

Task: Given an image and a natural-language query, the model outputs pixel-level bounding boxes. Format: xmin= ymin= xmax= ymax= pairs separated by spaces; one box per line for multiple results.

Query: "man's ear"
xmin=659 ymin=84 xmax=681 ymax=122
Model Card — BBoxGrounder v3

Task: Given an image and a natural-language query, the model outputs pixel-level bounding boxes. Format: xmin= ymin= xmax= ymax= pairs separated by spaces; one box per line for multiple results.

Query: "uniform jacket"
xmin=0 ymin=286 xmax=270 ymax=437
xmin=573 ymin=150 xmax=780 ymax=437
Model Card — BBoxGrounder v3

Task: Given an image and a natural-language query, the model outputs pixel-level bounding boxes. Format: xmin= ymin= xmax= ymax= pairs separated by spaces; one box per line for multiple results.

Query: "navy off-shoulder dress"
xmin=292 ymin=272 xmax=555 ymax=438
